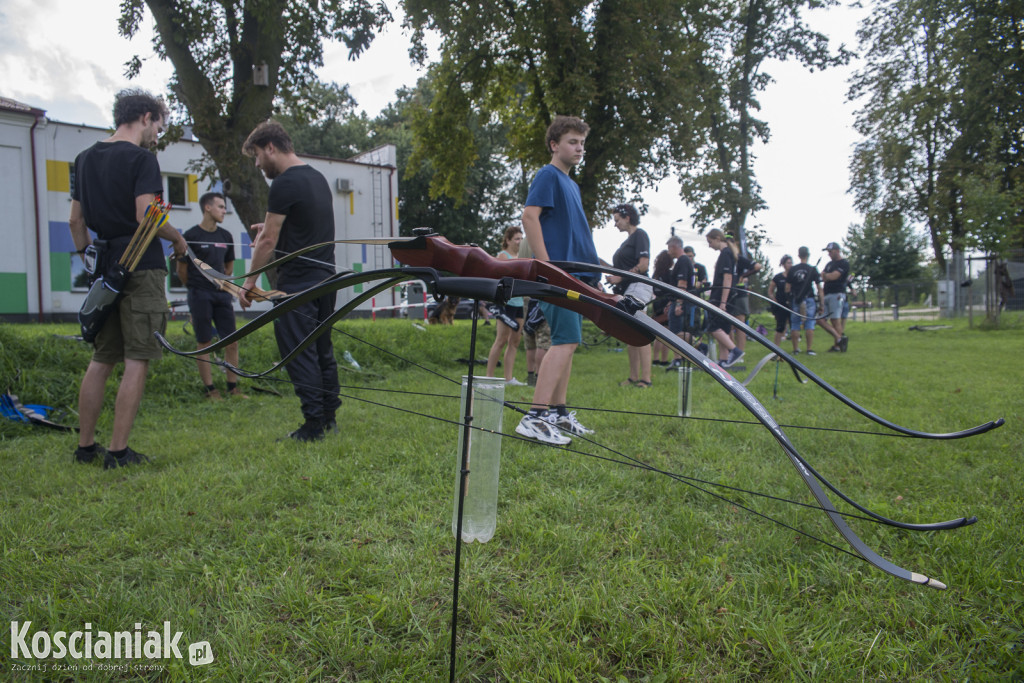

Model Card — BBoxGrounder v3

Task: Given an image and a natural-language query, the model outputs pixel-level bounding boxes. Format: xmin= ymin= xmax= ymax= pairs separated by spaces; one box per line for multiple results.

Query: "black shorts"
xmin=187 ymin=288 xmax=237 ymax=343
xmin=772 ymin=304 xmax=790 ymax=333
xmin=707 ymin=307 xmax=732 ymax=335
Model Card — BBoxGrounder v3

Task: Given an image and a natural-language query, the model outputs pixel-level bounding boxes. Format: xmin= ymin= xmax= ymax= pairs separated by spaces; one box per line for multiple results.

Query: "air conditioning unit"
xmin=336 ymin=178 xmax=353 ymax=193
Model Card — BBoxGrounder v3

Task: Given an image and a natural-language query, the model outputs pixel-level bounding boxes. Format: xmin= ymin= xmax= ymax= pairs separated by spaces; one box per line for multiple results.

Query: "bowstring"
xmin=186 ymin=317 xmax=910 ymax=553
xmin=228 ymin=370 xmax=863 ymax=560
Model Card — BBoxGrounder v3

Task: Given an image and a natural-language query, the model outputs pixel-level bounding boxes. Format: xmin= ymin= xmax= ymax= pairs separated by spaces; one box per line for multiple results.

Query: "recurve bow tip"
xmin=912 ymin=573 xmax=947 ymax=590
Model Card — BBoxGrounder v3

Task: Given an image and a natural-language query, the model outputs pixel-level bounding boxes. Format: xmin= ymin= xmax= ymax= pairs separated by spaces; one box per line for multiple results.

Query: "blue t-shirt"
xmin=524 ymin=165 xmax=599 ymax=265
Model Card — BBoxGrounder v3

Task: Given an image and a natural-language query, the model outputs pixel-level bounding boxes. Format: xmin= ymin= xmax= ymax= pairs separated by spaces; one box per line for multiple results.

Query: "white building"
xmin=0 ymin=97 xmax=400 ymax=321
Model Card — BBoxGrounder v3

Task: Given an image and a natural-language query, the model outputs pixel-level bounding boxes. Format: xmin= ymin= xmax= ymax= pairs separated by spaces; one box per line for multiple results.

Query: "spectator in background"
xmin=666 ymin=236 xmax=696 ymax=370
xmin=684 ymin=245 xmax=708 ymax=293
xmin=725 ymin=233 xmax=761 ymax=358
xmin=819 ymin=241 xmax=850 ymax=352
xmin=650 ymin=247 xmax=675 ymax=366
xmin=705 ymin=228 xmax=744 ymax=368
xmin=786 ymin=246 xmax=823 ymax=356
xmin=486 ymin=226 xmax=527 ymax=384
xmin=767 ymin=254 xmax=793 ymax=346
xmin=607 ymin=203 xmax=654 ymax=388
xmin=522 ymin=299 xmax=551 ymax=387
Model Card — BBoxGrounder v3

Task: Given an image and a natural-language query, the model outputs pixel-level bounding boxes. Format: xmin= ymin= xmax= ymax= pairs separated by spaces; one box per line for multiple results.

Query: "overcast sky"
xmin=0 ymin=0 xmax=868 ymax=272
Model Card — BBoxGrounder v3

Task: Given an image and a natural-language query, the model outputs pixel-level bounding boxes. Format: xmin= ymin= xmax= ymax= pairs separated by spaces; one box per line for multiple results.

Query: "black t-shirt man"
xmin=266 ymin=165 xmax=336 ymax=286
xmin=670 ymin=254 xmax=695 ymax=293
xmin=787 ymin=262 xmax=821 ymax=303
xmin=182 ymin=225 xmax=236 ymax=292
xmin=72 ymin=141 xmax=165 ymax=271
xmin=822 ymin=258 xmax=850 ymax=295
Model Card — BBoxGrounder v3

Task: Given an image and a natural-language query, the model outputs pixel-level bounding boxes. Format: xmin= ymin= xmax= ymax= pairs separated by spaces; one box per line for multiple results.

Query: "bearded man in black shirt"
xmin=69 ymin=89 xmax=188 ymax=469
xmin=240 ymin=121 xmax=340 ymax=442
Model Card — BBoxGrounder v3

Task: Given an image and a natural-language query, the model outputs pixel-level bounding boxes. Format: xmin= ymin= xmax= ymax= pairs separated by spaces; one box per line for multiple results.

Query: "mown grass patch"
xmin=1 ymin=317 xmax=1022 ymax=680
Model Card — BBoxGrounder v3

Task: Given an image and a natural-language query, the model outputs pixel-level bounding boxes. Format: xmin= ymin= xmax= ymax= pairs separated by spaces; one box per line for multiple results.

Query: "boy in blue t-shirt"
xmin=515 ymin=116 xmax=598 ymax=445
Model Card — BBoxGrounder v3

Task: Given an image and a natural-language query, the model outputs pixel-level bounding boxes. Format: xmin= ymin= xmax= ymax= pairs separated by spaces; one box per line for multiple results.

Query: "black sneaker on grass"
xmin=287 ymin=421 xmax=325 ymax=443
xmin=103 ymin=447 xmax=150 ymax=470
xmin=74 ymin=444 xmax=105 ymax=464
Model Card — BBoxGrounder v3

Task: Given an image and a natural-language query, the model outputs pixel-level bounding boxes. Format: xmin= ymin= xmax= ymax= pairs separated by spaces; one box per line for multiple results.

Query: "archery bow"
xmin=158 ymin=232 xmax=998 ymax=587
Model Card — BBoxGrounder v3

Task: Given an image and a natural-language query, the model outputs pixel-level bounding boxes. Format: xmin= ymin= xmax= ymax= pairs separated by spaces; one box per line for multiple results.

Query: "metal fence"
xmin=745 ymin=249 xmax=1023 ymax=325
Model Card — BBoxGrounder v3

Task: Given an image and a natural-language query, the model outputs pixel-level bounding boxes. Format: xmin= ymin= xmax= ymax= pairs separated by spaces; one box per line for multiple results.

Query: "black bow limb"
xmin=514 ymin=277 xmax=953 ymax=589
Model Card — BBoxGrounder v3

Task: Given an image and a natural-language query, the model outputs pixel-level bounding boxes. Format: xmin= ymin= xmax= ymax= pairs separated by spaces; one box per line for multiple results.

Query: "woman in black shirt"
xmin=705 ymin=228 xmax=744 ymax=368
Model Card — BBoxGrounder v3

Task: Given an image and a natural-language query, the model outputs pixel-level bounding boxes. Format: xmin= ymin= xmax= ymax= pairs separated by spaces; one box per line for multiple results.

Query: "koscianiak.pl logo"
xmin=8 ymin=621 xmax=214 ymax=671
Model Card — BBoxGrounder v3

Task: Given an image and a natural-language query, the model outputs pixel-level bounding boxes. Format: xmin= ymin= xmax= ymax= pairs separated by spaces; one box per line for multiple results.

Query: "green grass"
xmin=1 ymin=317 xmax=1022 ymax=681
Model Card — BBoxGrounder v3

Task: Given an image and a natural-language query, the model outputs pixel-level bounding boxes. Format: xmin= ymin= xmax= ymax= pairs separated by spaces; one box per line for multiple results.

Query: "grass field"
xmin=1 ymin=314 xmax=1022 ymax=681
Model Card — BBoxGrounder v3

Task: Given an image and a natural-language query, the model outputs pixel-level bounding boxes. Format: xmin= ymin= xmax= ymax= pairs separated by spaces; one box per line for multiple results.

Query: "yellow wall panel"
xmin=46 ymin=160 xmax=70 ymax=193
xmin=188 ymin=175 xmax=198 ymax=203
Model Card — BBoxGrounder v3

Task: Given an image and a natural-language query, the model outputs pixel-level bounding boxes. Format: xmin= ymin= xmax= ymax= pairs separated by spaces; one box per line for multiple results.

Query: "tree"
xmin=276 ymin=80 xmax=525 ymax=251
xmin=675 ymin=0 xmax=850 ymax=249
xmin=118 ymin=0 xmax=391 ymax=237
xmin=276 ymin=81 xmax=375 ymax=159
xmin=404 ymin=0 xmax=848 ymax=252
xmin=402 ymin=0 xmax=708 ymax=225
xmin=849 ymin=0 xmax=1024 ymax=266
xmin=843 ymin=215 xmax=929 ymax=285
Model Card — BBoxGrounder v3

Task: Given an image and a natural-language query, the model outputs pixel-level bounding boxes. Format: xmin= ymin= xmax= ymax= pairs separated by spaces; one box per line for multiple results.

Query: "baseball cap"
xmin=824 ymin=242 xmax=840 ymax=251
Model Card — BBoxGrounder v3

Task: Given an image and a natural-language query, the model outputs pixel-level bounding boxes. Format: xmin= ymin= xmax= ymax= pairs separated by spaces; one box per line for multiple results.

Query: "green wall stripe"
xmin=0 ymin=273 xmax=29 ymax=314
xmin=50 ymin=252 xmax=72 ymax=292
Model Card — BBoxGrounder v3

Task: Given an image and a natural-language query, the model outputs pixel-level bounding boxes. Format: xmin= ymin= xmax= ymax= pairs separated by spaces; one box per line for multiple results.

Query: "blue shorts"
xmin=791 ymin=298 xmax=817 ymax=331
xmin=538 ymin=301 xmax=582 ymax=346
xmin=667 ymin=303 xmax=698 ymax=334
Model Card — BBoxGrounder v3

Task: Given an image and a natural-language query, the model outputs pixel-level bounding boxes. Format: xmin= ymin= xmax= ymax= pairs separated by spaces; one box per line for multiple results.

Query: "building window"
xmin=165 ymin=175 xmax=188 ymax=207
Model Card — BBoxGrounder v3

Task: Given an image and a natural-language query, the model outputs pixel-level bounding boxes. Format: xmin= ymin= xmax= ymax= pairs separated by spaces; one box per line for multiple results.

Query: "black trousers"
xmin=273 ymin=281 xmax=341 ymax=424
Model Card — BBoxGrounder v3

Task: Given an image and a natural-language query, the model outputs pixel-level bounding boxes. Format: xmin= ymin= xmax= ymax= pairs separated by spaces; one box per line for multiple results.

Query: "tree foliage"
xmin=849 ymin=0 xmax=1024 ymax=267
xmin=843 ymin=216 xmax=930 ymax=285
xmin=403 ymin=0 xmax=848 ymax=250
xmin=276 ymin=80 xmax=524 ymax=252
xmin=402 ymin=0 xmax=708 ymax=225
xmin=675 ymin=0 xmax=849 ymax=246
xmin=119 ymin=0 xmax=391 ymax=236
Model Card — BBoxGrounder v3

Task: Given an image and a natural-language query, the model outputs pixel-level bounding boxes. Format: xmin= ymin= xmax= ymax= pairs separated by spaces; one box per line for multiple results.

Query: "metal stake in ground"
xmin=449 ymin=298 xmax=481 ymax=682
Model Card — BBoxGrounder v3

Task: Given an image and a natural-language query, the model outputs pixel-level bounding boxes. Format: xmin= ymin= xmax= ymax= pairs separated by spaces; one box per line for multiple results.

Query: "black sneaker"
xmin=323 ymin=417 xmax=339 ymax=435
xmin=828 ymin=345 xmax=840 ymax=352
xmin=74 ymin=444 xmax=105 ymax=464
xmin=288 ymin=421 xmax=325 ymax=442
xmin=665 ymin=358 xmax=682 ymax=372
xmin=103 ymin=447 xmax=150 ymax=470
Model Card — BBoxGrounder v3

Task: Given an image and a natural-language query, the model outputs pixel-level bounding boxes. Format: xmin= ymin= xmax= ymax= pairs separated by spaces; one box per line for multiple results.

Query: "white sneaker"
xmin=506 ymin=377 xmax=527 ymax=386
xmin=548 ymin=410 xmax=594 ymax=436
xmin=516 ymin=413 xmax=572 ymax=445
